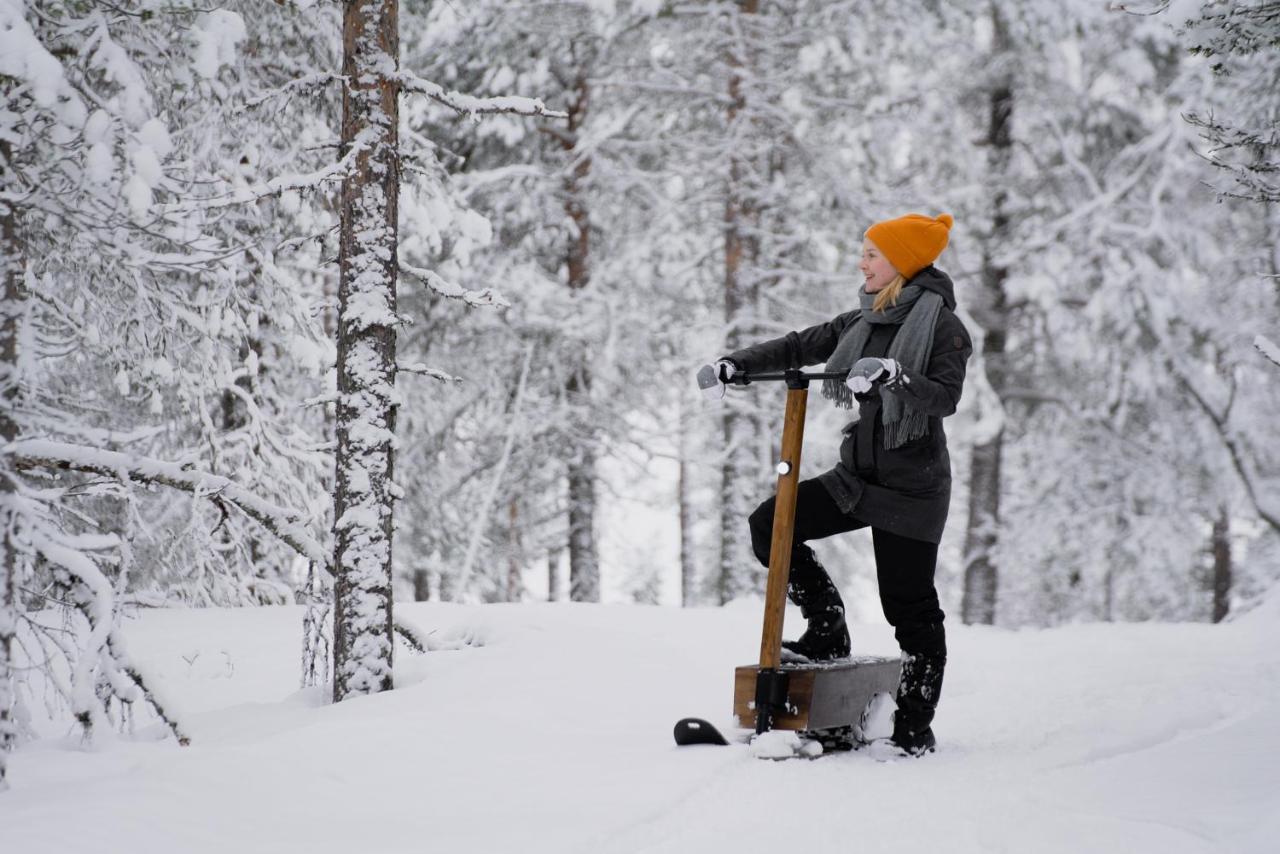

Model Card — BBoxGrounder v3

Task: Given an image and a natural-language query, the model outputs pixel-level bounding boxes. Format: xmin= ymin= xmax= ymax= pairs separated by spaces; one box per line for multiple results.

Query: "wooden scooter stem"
xmin=759 ymin=384 xmax=808 ymax=670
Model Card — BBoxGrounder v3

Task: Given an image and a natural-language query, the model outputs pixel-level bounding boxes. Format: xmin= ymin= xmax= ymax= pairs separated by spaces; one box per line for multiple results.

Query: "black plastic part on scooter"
xmin=673 ymin=717 xmax=730 ymax=746
xmin=753 ymin=667 xmax=791 ymax=734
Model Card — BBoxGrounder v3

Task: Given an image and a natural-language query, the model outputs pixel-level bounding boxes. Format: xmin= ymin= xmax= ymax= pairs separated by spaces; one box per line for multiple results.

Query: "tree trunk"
xmin=718 ymin=0 xmax=762 ymax=605
xmin=567 ymin=439 xmax=598 ymax=601
xmin=333 ymin=0 xmax=400 ymax=702
xmin=961 ymin=4 xmax=1012 ymax=627
xmin=412 ymin=567 xmax=431 ymax=602
xmin=547 ymin=547 xmax=563 ymax=602
xmin=561 ymin=65 xmax=600 ymax=603
xmin=1211 ymin=506 xmax=1231 ymax=623
xmin=437 ymin=571 xmax=454 ymax=603
xmin=507 ymin=499 xmax=523 ymax=602
xmin=0 ymin=136 xmax=21 ymax=789
xmin=1103 ymin=568 xmax=1115 ymax=623
xmin=678 ymin=398 xmax=696 ymax=607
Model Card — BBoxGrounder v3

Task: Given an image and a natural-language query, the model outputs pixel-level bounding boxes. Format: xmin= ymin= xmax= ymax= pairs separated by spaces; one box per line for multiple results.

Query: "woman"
xmin=713 ymin=212 xmax=971 ymax=756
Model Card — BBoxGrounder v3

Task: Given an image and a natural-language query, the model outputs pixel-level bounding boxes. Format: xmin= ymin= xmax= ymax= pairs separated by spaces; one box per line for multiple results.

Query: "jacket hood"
xmin=907 ymin=265 xmax=956 ymax=311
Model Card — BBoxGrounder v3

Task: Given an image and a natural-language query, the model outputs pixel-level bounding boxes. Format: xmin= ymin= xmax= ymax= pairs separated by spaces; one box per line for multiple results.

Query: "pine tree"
xmin=1179 ymin=0 xmax=1280 ymax=204
xmin=331 ymin=0 xmax=402 ymax=700
xmin=961 ymin=2 xmax=1015 ymax=626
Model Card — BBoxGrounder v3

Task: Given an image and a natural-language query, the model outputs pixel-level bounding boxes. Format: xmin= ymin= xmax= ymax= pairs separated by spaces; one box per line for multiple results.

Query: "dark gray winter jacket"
xmin=723 ymin=266 xmax=972 ymax=544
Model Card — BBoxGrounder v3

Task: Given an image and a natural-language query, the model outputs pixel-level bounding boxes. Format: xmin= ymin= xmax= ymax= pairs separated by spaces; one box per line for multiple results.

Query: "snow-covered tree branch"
xmin=395 ymin=71 xmax=568 ymax=119
xmin=4 ymin=440 xmax=327 ymax=567
xmin=1257 ymin=334 xmax=1280 ymax=369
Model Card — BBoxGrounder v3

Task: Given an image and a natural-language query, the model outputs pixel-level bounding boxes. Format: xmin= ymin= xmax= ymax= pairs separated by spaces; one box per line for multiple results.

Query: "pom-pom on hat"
xmin=865 ymin=213 xmax=954 ymax=279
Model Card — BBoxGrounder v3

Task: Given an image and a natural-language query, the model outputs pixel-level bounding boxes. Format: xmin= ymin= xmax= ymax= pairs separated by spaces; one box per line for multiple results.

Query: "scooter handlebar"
xmin=696 ymin=364 xmax=848 ymax=399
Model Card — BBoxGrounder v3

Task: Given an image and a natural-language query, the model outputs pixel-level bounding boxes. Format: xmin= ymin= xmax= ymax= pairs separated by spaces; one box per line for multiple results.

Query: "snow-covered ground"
xmin=6 ymin=598 xmax=1279 ymax=854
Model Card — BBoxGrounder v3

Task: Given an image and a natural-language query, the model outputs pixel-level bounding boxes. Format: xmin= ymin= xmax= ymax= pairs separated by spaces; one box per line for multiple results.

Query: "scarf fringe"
xmin=883 ymin=401 xmax=930 ymax=448
xmin=821 ymin=379 xmax=854 ymax=410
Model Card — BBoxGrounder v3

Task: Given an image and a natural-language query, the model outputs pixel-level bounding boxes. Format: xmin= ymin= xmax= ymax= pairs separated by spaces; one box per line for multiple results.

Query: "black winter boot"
xmin=890 ymin=651 xmax=945 ymax=756
xmin=780 ymin=546 xmax=850 ymax=663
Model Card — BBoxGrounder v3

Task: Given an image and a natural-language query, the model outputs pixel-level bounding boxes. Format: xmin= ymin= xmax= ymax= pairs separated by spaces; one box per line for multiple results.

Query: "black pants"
xmin=748 ymin=478 xmax=946 ymax=658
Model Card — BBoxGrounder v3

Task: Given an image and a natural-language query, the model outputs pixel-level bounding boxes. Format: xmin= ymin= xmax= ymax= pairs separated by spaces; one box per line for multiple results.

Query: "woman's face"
xmin=860 ymin=240 xmax=898 ymax=293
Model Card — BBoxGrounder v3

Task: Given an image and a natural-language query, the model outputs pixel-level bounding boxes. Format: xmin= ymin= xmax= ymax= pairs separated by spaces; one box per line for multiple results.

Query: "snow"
xmin=1256 ymin=334 xmax=1280 ymax=368
xmin=6 ymin=602 xmax=1280 ymax=853
xmin=856 ymin=689 xmax=896 ymax=742
xmin=192 ymin=9 xmax=247 ymax=80
xmin=397 ymin=70 xmax=567 ymax=120
xmin=124 ymin=174 xmax=152 ymax=217
xmin=5 ymin=439 xmax=327 ymax=567
xmin=85 ymin=143 xmax=114 ymax=185
xmin=749 ymin=728 xmax=824 ymax=760
xmin=458 ymin=208 xmax=493 ymax=246
xmin=86 ymin=22 xmax=152 ymax=128
xmin=0 ymin=0 xmax=72 ymax=110
xmin=131 ymin=145 xmax=163 ymax=188
xmin=137 ymin=118 xmax=173 ymax=157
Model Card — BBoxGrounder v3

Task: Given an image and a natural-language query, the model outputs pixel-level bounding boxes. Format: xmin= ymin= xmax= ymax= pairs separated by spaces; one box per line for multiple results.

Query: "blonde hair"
xmin=872 ymin=274 xmax=907 ymax=312
xmin=863 ymin=235 xmax=907 ymax=312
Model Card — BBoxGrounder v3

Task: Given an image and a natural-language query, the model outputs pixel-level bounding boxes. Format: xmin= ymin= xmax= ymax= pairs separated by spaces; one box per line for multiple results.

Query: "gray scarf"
xmin=821 ymin=284 xmax=944 ymax=449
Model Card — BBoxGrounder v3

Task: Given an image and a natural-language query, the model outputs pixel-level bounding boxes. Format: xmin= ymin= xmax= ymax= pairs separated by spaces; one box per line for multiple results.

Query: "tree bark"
xmin=718 ymin=0 xmax=762 ymax=605
xmin=1211 ymin=506 xmax=1231 ymax=623
xmin=961 ymin=4 xmax=1012 ymax=626
xmin=561 ymin=64 xmax=600 ymax=603
xmin=412 ymin=567 xmax=431 ymax=602
xmin=507 ymin=499 xmax=523 ymax=602
xmin=678 ymin=397 xmax=696 ymax=607
xmin=1 ymin=136 xmax=21 ymax=789
xmin=333 ymin=0 xmax=400 ymax=701
xmin=567 ymin=438 xmax=599 ymax=601
xmin=547 ymin=547 xmax=563 ymax=602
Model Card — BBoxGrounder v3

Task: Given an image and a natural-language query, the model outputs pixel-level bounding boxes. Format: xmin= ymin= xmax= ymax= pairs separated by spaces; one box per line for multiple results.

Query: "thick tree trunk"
xmin=561 ymin=67 xmax=600 ymax=603
xmin=961 ymin=5 xmax=1012 ymax=627
xmin=0 ymin=137 xmax=20 ymax=789
xmin=718 ymin=0 xmax=762 ymax=605
xmin=333 ymin=0 xmax=400 ymax=702
xmin=962 ymin=430 xmax=1002 ymax=625
xmin=1211 ymin=506 xmax=1231 ymax=623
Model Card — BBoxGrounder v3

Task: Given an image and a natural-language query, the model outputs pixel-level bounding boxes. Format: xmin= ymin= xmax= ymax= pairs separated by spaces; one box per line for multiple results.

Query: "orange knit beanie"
xmin=865 ymin=213 xmax=954 ymax=279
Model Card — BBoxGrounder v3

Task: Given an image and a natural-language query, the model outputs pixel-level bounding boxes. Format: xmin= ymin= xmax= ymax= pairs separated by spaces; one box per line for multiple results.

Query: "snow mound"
xmin=1235 ymin=581 xmax=1280 ymax=632
xmin=749 ymin=728 xmax=823 ymax=760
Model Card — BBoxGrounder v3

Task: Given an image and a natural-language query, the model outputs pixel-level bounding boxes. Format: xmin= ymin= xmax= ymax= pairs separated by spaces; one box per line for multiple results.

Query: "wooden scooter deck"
xmin=733 ymin=657 xmax=900 ymax=731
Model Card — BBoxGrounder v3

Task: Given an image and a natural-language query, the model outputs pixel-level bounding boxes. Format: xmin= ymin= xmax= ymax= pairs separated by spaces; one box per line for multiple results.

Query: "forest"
xmin=2 ymin=0 xmax=1278 ymax=809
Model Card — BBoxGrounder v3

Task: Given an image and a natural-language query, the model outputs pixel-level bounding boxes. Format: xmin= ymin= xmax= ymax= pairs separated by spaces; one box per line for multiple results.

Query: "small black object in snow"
xmin=673 ymin=717 xmax=729 ymax=746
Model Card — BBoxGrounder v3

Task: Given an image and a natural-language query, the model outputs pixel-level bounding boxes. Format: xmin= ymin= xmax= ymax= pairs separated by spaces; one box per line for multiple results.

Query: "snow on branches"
xmin=5 ymin=440 xmax=327 ymax=567
xmin=0 ymin=438 xmax=336 ymax=758
xmin=395 ymin=70 xmax=568 ymax=120
xmin=1257 ymin=334 xmax=1280 ymax=370
xmin=399 ymin=259 xmax=510 ymax=309
xmin=1 ymin=481 xmax=192 ymax=768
